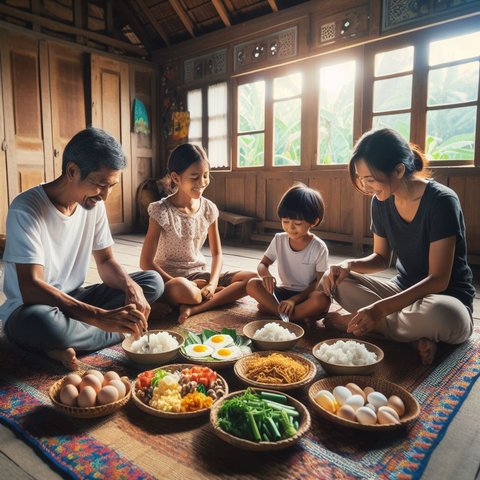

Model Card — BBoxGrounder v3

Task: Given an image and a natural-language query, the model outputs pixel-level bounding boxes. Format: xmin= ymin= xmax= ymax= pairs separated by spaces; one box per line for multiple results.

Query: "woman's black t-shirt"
xmin=371 ymin=180 xmax=475 ymax=310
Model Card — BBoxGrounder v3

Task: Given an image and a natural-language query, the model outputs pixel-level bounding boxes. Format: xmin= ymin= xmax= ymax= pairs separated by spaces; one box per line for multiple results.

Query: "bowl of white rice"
xmin=312 ymin=338 xmax=384 ymax=375
xmin=122 ymin=330 xmax=185 ymax=365
xmin=243 ymin=320 xmax=304 ymax=351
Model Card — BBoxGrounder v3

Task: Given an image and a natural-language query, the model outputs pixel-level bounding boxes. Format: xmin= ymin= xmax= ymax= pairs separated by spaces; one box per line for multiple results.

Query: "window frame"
xmin=186 ymin=80 xmax=231 ymax=171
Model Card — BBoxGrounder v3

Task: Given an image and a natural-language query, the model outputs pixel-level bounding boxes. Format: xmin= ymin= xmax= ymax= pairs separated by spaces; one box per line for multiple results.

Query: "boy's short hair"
xmin=277 ymin=183 xmax=325 ymax=225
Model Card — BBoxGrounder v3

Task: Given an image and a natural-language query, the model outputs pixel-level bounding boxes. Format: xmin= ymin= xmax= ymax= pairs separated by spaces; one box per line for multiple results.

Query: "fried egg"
xmin=185 ymin=344 xmax=214 ymax=358
xmin=211 ymin=346 xmax=240 ymax=360
xmin=204 ymin=334 xmax=234 ymax=349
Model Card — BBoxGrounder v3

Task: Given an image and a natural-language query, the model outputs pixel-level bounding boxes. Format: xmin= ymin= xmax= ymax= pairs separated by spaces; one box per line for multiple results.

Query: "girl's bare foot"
xmin=47 ymin=348 xmax=78 ymax=370
xmin=323 ymin=312 xmax=355 ymax=331
xmin=417 ymin=338 xmax=437 ymax=365
xmin=178 ymin=305 xmax=192 ymax=324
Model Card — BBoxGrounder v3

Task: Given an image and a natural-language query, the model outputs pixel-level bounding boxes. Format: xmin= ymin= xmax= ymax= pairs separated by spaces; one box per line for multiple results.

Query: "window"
xmin=318 ymin=60 xmax=356 ymax=164
xmin=425 ymin=31 xmax=479 ymax=161
xmin=187 ymin=82 xmax=229 ymax=169
xmin=273 ymin=73 xmax=302 ymax=166
xmin=372 ymin=46 xmax=413 ymax=141
xmin=237 ymin=80 xmax=265 ymax=167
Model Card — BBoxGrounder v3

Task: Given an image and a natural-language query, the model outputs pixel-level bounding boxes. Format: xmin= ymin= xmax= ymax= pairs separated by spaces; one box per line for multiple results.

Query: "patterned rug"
xmin=0 ymin=301 xmax=479 ymax=480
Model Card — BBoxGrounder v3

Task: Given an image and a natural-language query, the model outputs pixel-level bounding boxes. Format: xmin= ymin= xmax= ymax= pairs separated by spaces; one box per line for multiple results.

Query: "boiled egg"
xmin=185 ymin=344 xmax=214 ymax=358
xmin=97 ymin=385 xmax=119 ymax=405
xmin=204 ymin=334 xmax=234 ymax=349
xmin=211 ymin=346 xmax=240 ymax=360
xmin=77 ymin=385 xmax=97 ymax=407
xmin=60 ymin=384 xmax=79 ymax=406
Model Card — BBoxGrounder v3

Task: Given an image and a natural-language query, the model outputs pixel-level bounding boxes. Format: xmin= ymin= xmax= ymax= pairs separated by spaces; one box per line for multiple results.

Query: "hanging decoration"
xmin=171 ymin=111 xmax=190 ymax=141
xmin=133 ymin=98 xmax=150 ymax=135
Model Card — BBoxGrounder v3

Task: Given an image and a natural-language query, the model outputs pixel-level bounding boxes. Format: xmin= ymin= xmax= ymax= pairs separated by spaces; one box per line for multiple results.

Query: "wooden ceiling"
xmin=117 ymin=0 xmax=310 ymax=51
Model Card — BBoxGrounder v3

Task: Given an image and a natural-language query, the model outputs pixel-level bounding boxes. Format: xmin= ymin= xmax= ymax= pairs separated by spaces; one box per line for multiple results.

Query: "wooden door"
xmin=0 ymin=31 xmax=52 ymax=201
xmin=91 ymin=54 xmax=132 ymax=233
xmin=49 ymin=44 xmax=87 ymax=178
xmin=0 ymin=57 xmax=8 ymax=235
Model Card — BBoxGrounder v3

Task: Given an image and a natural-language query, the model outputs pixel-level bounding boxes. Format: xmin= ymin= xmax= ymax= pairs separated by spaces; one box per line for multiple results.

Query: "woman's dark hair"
xmin=62 ymin=127 xmax=126 ymax=179
xmin=162 ymin=143 xmax=209 ymax=193
xmin=348 ymin=128 xmax=430 ymax=194
xmin=277 ymin=183 xmax=325 ymax=225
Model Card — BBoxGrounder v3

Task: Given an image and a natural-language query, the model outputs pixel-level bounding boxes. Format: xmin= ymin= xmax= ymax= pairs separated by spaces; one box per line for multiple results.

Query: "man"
xmin=0 ymin=128 xmax=164 ymax=369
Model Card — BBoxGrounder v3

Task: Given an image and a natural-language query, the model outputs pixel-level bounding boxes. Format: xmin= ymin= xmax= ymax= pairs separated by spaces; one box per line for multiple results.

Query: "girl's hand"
xmin=200 ymin=283 xmax=216 ymax=300
xmin=262 ymin=276 xmax=276 ymax=294
xmin=321 ymin=263 xmax=350 ymax=296
xmin=279 ymin=299 xmax=295 ymax=317
xmin=346 ymin=304 xmax=382 ymax=336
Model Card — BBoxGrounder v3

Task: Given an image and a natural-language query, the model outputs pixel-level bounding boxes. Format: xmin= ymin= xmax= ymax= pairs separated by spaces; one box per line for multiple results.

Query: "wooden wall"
xmin=0 ymin=25 xmax=158 ymax=235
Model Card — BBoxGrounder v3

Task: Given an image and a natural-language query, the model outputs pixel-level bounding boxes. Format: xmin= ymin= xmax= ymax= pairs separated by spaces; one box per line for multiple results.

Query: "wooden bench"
xmin=218 ymin=210 xmax=256 ymax=243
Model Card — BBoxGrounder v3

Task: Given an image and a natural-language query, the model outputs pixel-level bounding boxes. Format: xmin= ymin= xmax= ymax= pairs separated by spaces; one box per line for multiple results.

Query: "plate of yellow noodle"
xmin=234 ymin=352 xmax=317 ymax=391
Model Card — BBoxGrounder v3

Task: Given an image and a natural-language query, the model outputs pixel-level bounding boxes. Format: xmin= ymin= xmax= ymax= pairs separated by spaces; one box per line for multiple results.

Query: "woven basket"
xmin=234 ymin=351 xmax=316 ymax=391
xmin=210 ymin=388 xmax=311 ymax=451
xmin=131 ymin=363 xmax=229 ymax=418
xmin=49 ymin=374 xmax=131 ymax=418
xmin=308 ymin=375 xmax=420 ymax=431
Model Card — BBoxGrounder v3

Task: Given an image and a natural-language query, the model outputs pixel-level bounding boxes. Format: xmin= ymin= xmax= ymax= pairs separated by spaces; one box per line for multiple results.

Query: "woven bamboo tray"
xmin=131 ymin=363 xmax=229 ymax=418
xmin=234 ymin=351 xmax=316 ymax=391
xmin=210 ymin=388 xmax=311 ymax=451
xmin=49 ymin=374 xmax=131 ymax=418
xmin=308 ymin=375 xmax=420 ymax=431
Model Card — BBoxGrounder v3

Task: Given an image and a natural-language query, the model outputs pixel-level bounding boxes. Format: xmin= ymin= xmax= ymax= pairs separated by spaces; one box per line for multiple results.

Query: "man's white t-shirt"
xmin=264 ymin=232 xmax=329 ymax=292
xmin=0 ymin=185 xmax=114 ymax=323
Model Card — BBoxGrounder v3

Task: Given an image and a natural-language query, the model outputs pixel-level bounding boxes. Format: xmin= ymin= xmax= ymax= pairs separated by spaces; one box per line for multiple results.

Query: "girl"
xmin=321 ymin=128 xmax=475 ymax=365
xmin=140 ymin=143 xmax=257 ymax=323
xmin=246 ymin=184 xmax=331 ymax=322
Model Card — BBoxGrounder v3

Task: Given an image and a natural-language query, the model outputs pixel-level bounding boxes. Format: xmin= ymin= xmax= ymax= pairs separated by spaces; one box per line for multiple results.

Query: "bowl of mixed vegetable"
xmin=210 ymin=388 xmax=311 ymax=451
xmin=132 ymin=363 xmax=228 ymax=418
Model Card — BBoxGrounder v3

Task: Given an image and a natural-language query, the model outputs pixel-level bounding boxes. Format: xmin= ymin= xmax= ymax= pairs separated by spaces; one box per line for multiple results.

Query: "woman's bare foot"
xmin=178 ymin=305 xmax=192 ymax=324
xmin=323 ymin=311 xmax=355 ymax=331
xmin=47 ymin=348 xmax=78 ymax=370
xmin=416 ymin=338 xmax=438 ymax=365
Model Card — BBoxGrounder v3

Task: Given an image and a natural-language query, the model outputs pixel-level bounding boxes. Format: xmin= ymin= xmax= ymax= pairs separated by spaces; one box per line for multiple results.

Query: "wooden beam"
xmin=135 ymin=0 xmax=170 ymax=46
xmin=114 ymin=0 xmax=153 ymax=51
xmin=0 ymin=3 xmax=146 ymax=56
xmin=267 ymin=0 xmax=278 ymax=12
xmin=211 ymin=0 xmax=231 ymax=27
xmin=168 ymin=0 xmax=195 ymax=37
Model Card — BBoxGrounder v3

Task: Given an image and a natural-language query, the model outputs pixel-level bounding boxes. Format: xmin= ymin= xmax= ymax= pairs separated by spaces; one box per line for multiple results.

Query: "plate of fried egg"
xmin=180 ymin=328 xmax=252 ymax=368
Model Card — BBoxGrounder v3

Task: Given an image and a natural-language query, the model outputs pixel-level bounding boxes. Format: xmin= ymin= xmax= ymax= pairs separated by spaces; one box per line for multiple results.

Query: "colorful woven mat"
xmin=0 ymin=304 xmax=479 ymax=480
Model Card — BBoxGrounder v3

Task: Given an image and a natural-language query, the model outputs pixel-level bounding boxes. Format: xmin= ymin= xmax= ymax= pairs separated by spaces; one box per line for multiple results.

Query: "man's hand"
xmin=124 ymin=282 xmax=151 ymax=322
xmin=97 ymin=304 xmax=146 ymax=336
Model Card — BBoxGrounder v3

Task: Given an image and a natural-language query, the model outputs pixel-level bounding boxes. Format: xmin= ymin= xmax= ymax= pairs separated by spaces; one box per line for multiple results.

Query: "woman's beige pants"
xmin=335 ymin=272 xmax=473 ymax=344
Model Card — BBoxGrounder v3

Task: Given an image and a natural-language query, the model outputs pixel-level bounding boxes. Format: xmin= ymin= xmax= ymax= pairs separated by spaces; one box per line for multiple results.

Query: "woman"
xmin=321 ymin=128 xmax=474 ymax=365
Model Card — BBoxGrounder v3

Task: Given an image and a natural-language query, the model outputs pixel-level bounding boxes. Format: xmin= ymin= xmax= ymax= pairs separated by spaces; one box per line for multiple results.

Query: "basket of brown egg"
xmin=308 ymin=376 xmax=420 ymax=431
xmin=49 ymin=369 xmax=131 ymax=418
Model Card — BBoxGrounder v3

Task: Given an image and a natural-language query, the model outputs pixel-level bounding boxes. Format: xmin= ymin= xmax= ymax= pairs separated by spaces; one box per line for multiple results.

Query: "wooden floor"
xmin=0 ymin=234 xmax=479 ymax=480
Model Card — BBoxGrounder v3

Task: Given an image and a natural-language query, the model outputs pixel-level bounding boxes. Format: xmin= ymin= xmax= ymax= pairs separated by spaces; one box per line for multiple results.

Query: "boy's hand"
xmin=279 ymin=299 xmax=295 ymax=317
xmin=262 ymin=276 xmax=276 ymax=294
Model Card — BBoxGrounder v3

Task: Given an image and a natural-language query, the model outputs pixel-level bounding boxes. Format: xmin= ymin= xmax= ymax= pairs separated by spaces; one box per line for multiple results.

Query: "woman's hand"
xmin=262 ymin=276 xmax=276 ymax=294
xmin=200 ymin=283 xmax=216 ymax=300
xmin=321 ymin=263 xmax=350 ymax=296
xmin=346 ymin=304 xmax=382 ymax=336
xmin=279 ymin=299 xmax=295 ymax=318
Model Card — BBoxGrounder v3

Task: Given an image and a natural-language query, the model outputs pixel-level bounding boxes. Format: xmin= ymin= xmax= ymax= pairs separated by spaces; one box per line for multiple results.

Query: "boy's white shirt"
xmin=264 ymin=232 xmax=329 ymax=292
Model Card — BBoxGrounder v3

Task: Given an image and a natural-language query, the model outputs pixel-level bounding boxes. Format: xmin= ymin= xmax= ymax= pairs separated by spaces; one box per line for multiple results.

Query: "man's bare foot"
xmin=178 ymin=305 xmax=192 ymax=324
xmin=47 ymin=348 xmax=78 ymax=370
xmin=416 ymin=338 xmax=438 ymax=365
xmin=323 ymin=311 xmax=355 ymax=331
